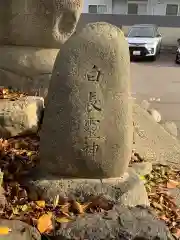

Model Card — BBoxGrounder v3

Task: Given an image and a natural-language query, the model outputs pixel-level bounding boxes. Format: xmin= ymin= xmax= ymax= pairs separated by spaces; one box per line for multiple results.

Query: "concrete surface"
xmin=131 ymin=53 xmax=180 ymax=137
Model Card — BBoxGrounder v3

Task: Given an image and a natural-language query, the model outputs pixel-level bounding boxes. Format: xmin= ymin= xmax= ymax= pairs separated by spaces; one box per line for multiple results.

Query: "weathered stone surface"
xmin=40 ymin=22 xmax=133 ymax=178
xmin=0 ymin=46 xmax=58 ymax=76
xmin=0 ymin=0 xmax=83 ymax=48
xmin=130 ymin=162 xmax=152 ymax=176
xmin=0 ymin=96 xmax=44 ymax=138
xmin=0 ymin=69 xmax=51 ymax=98
xmin=0 ymin=186 xmax=7 ymax=208
xmin=140 ymin=99 xmax=150 ymax=111
xmin=148 ymin=108 xmax=161 ymax=123
xmin=162 ymin=121 xmax=178 ymax=137
xmin=0 ymin=219 xmax=41 ymax=240
xmin=24 ymin=168 xmax=149 ymax=206
xmin=0 ymin=46 xmax=58 ymax=97
xmin=51 ymin=205 xmax=174 ymax=240
xmin=133 ymin=104 xmax=180 ymax=169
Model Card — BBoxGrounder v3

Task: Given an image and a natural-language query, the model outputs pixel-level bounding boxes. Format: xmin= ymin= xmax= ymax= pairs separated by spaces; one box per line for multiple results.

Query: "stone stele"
xmin=40 ymin=22 xmax=133 ymax=178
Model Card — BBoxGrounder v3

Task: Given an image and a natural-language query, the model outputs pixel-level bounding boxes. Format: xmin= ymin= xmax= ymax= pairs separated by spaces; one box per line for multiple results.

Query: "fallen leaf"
xmin=37 ymin=213 xmax=53 ymax=234
xmin=151 ymin=202 xmax=163 ymax=211
xmin=88 ymin=196 xmax=114 ymax=211
xmin=36 ymin=200 xmax=45 ymax=208
xmin=82 ymin=202 xmax=92 ymax=212
xmin=56 ymin=216 xmax=73 ymax=223
xmin=71 ymin=201 xmax=84 ymax=214
xmin=0 ymin=170 xmax=3 ymax=187
xmin=2 ymin=88 xmax=9 ymax=95
xmin=53 ymin=195 xmax=59 ymax=208
xmin=167 ymin=180 xmax=179 ymax=189
xmin=20 ymin=204 xmax=29 ymax=212
xmin=159 ymin=215 xmax=168 ymax=222
xmin=173 ymin=228 xmax=180 ymax=238
xmin=139 ymin=175 xmax=146 ymax=181
xmin=0 ymin=227 xmax=11 ymax=235
xmin=60 ymin=203 xmax=70 ymax=214
xmin=12 ymin=207 xmax=19 ymax=215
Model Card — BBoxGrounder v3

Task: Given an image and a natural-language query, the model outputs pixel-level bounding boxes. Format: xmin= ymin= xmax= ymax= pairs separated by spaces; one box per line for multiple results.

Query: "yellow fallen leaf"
xmin=36 ymin=200 xmax=45 ymax=208
xmin=37 ymin=213 xmax=53 ymax=233
xmin=139 ymin=175 xmax=146 ymax=181
xmin=2 ymin=88 xmax=9 ymax=95
xmin=27 ymin=151 xmax=33 ymax=157
xmin=20 ymin=204 xmax=29 ymax=212
xmin=56 ymin=216 xmax=73 ymax=223
xmin=12 ymin=207 xmax=19 ymax=215
xmin=53 ymin=195 xmax=59 ymax=208
xmin=60 ymin=203 xmax=70 ymax=214
xmin=0 ymin=227 xmax=11 ymax=235
xmin=167 ymin=180 xmax=179 ymax=189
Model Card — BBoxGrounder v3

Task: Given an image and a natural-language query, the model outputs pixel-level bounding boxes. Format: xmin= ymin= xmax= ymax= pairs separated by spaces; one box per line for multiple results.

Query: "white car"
xmin=126 ymin=24 xmax=162 ymax=61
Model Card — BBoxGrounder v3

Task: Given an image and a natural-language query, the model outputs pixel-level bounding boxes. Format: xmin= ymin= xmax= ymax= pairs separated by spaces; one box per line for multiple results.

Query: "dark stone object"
xmin=49 ymin=205 xmax=174 ymax=240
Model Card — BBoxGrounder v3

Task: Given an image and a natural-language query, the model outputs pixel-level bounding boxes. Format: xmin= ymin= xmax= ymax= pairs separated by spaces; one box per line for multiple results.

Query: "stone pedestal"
xmin=25 ymin=168 xmax=149 ymax=207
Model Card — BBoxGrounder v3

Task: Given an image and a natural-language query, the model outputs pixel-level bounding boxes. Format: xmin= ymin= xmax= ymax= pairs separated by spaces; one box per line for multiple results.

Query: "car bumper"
xmin=129 ymin=46 xmax=156 ymax=57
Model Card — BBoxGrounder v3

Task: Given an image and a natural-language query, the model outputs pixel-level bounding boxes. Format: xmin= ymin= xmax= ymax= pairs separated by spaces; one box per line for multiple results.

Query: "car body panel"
xmin=175 ymin=46 xmax=180 ymax=64
xmin=126 ymin=24 xmax=162 ymax=58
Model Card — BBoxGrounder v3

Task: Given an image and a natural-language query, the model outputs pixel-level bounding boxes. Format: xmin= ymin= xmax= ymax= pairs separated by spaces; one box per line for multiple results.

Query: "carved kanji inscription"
xmin=86 ymin=65 xmax=101 ymax=82
xmin=83 ymin=139 xmax=99 ymax=160
xmin=87 ymin=91 xmax=102 ymax=112
xmin=84 ymin=118 xmax=100 ymax=137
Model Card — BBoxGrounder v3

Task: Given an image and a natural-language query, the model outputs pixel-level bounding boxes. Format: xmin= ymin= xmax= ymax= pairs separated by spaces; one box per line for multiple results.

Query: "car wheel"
xmin=151 ymin=53 xmax=157 ymax=61
xmin=175 ymin=55 xmax=179 ymax=64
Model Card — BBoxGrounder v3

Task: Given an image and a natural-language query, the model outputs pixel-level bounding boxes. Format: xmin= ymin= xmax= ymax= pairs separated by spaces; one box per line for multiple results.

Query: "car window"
xmin=128 ymin=27 xmax=155 ymax=38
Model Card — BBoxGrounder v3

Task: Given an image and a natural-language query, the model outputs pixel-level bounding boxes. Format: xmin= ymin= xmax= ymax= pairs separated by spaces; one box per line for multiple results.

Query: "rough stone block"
xmin=0 ymin=96 xmax=44 ymax=138
xmin=148 ymin=108 xmax=161 ymax=122
xmin=0 ymin=46 xmax=58 ymax=97
xmin=140 ymin=99 xmax=150 ymax=111
xmin=0 ymin=0 xmax=83 ymax=47
xmin=40 ymin=22 xmax=133 ymax=178
xmin=0 ymin=219 xmax=41 ymax=240
xmin=25 ymin=168 xmax=149 ymax=207
xmin=52 ymin=206 xmax=174 ymax=240
xmin=133 ymin=104 xmax=180 ymax=170
xmin=162 ymin=121 xmax=178 ymax=137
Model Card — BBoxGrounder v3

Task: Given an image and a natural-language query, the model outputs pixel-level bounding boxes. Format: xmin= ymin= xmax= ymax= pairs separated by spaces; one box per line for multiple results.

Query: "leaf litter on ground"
xmin=144 ymin=164 xmax=180 ymax=239
xmin=130 ymin=149 xmax=180 ymax=239
xmin=0 ymin=132 xmax=114 ymax=235
xmin=0 ymin=88 xmax=179 ymax=238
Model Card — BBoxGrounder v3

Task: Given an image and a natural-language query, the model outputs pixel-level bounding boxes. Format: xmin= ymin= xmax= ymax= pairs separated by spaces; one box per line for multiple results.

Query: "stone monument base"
xmin=24 ymin=168 xmax=149 ymax=207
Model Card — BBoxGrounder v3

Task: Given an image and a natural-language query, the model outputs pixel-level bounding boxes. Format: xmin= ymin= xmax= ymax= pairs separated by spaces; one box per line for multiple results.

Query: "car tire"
xmin=151 ymin=54 xmax=157 ymax=61
xmin=175 ymin=55 xmax=179 ymax=64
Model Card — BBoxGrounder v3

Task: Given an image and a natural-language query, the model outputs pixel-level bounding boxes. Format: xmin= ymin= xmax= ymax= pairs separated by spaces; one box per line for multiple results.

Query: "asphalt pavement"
xmin=131 ymin=53 xmax=180 ymax=135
